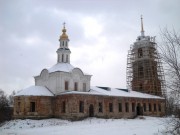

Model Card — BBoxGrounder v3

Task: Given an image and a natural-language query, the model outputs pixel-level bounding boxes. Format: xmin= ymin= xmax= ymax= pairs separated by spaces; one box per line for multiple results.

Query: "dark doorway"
xmin=89 ymin=104 xmax=94 ymax=117
xmin=30 ymin=102 xmax=35 ymax=112
xmin=136 ymin=103 xmax=143 ymax=115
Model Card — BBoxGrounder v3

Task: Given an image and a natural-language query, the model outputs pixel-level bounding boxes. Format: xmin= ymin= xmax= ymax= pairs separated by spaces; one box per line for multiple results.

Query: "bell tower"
xmin=57 ymin=23 xmax=71 ymax=63
xmin=126 ymin=16 xmax=166 ymax=97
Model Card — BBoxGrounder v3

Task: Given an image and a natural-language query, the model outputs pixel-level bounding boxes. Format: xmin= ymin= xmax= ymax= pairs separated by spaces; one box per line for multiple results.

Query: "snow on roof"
xmin=56 ymin=90 xmax=102 ymax=96
xmin=90 ymin=86 xmax=164 ymax=99
xmin=48 ymin=63 xmax=75 ymax=73
xmin=57 ymin=86 xmax=164 ymax=99
xmin=47 ymin=63 xmax=90 ymax=75
xmin=15 ymin=86 xmax=54 ymax=97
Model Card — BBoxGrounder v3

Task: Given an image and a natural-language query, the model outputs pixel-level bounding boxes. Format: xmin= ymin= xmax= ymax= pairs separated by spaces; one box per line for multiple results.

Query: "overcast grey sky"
xmin=0 ymin=0 xmax=180 ymax=94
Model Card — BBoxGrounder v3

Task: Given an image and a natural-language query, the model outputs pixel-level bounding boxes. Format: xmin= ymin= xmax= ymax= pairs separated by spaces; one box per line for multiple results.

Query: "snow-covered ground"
xmin=0 ymin=116 xmax=168 ymax=135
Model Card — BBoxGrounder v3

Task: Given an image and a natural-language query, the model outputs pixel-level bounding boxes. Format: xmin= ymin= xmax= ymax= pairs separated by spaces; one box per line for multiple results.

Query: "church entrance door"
xmin=89 ymin=104 xmax=94 ymax=117
xmin=136 ymin=103 xmax=143 ymax=115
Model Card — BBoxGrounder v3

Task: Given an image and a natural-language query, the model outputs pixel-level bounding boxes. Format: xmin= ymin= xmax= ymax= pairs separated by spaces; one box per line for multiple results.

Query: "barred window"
xmin=154 ymin=104 xmax=157 ymax=111
xmin=132 ymin=103 xmax=135 ymax=112
xmin=62 ymin=101 xmax=66 ymax=113
xmin=143 ymin=103 xmax=146 ymax=112
xmin=79 ymin=101 xmax=84 ymax=113
xmin=158 ymin=104 xmax=161 ymax=112
xmin=149 ymin=103 xmax=152 ymax=112
xmin=109 ymin=103 xmax=113 ymax=112
xmin=99 ymin=102 xmax=103 ymax=113
xmin=125 ymin=102 xmax=129 ymax=112
xmin=119 ymin=103 xmax=122 ymax=112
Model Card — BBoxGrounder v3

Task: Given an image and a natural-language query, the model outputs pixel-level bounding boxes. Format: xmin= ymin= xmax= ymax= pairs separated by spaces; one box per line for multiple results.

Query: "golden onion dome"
xmin=59 ymin=26 xmax=69 ymax=40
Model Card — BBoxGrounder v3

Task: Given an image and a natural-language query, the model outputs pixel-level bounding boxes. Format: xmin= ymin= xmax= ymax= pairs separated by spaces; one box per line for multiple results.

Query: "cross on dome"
xmin=59 ymin=22 xmax=68 ymax=40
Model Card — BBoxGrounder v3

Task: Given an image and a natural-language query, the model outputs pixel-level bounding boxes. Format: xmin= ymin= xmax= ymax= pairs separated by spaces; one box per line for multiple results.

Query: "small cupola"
xmin=59 ymin=23 xmax=69 ymax=41
xmin=57 ymin=22 xmax=71 ymax=64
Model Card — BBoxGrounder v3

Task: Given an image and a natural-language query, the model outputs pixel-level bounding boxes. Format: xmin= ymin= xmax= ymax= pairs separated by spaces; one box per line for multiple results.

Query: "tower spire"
xmin=141 ymin=15 xmax=145 ymax=36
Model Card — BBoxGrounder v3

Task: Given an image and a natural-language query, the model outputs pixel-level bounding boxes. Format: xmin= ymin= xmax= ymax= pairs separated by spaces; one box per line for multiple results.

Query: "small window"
xmin=83 ymin=83 xmax=86 ymax=91
xmin=158 ymin=104 xmax=161 ymax=112
xmin=139 ymin=66 xmax=144 ymax=78
xmin=149 ymin=50 xmax=153 ymax=58
xmin=74 ymin=82 xmax=78 ymax=91
xmin=62 ymin=101 xmax=66 ymax=113
xmin=132 ymin=103 xmax=135 ymax=112
xmin=125 ymin=102 xmax=129 ymax=112
xmin=30 ymin=102 xmax=35 ymax=112
xmin=118 ymin=103 xmax=122 ymax=112
xmin=18 ymin=102 xmax=21 ymax=107
xmin=17 ymin=102 xmax=21 ymax=112
xmin=109 ymin=103 xmax=113 ymax=112
xmin=154 ymin=104 xmax=157 ymax=111
xmin=149 ymin=103 xmax=152 ymax=112
xmin=65 ymin=81 xmax=69 ymax=90
xmin=143 ymin=103 xmax=146 ymax=112
xmin=99 ymin=102 xmax=103 ymax=113
xmin=79 ymin=101 xmax=84 ymax=113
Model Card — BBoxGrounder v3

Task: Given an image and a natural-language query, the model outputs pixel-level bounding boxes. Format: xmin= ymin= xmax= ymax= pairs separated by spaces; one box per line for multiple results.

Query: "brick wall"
xmin=13 ymin=96 xmax=53 ymax=119
xmin=54 ymin=94 xmax=165 ymax=120
xmin=13 ymin=94 xmax=165 ymax=120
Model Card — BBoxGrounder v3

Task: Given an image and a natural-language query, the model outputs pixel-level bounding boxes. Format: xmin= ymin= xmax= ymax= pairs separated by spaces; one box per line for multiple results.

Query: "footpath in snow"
xmin=0 ymin=116 xmax=168 ymax=135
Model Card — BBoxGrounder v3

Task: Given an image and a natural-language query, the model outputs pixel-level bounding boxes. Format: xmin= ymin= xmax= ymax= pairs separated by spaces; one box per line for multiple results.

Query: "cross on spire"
xmin=63 ymin=22 xmax=66 ymax=28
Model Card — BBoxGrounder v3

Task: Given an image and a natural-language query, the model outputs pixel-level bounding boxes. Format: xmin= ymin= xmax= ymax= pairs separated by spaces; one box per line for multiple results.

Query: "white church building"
xmin=34 ymin=25 xmax=91 ymax=94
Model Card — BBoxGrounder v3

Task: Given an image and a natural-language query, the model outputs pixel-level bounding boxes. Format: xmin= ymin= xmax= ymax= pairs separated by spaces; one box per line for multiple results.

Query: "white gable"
xmin=48 ymin=63 xmax=74 ymax=73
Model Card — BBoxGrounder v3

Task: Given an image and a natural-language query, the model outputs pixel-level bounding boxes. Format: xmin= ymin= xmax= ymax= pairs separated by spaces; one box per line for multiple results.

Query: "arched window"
xmin=138 ymin=48 xmax=143 ymax=58
xmin=74 ymin=82 xmax=78 ymax=91
xmin=62 ymin=54 xmax=64 ymax=62
xmin=65 ymin=81 xmax=68 ymax=90
xmin=139 ymin=83 xmax=143 ymax=90
xmin=62 ymin=41 xmax=64 ymax=46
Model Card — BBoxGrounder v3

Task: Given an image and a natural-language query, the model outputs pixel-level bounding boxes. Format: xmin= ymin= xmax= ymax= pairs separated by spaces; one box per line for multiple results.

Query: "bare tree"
xmin=0 ymin=90 xmax=8 ymax=109
xmin=158 ymin=28 xmax=180 ymax=135
xmin=0 ymin=89 xmax=14 ymax=124
xmin=8 ymin=90 xmax=16 ymax=106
